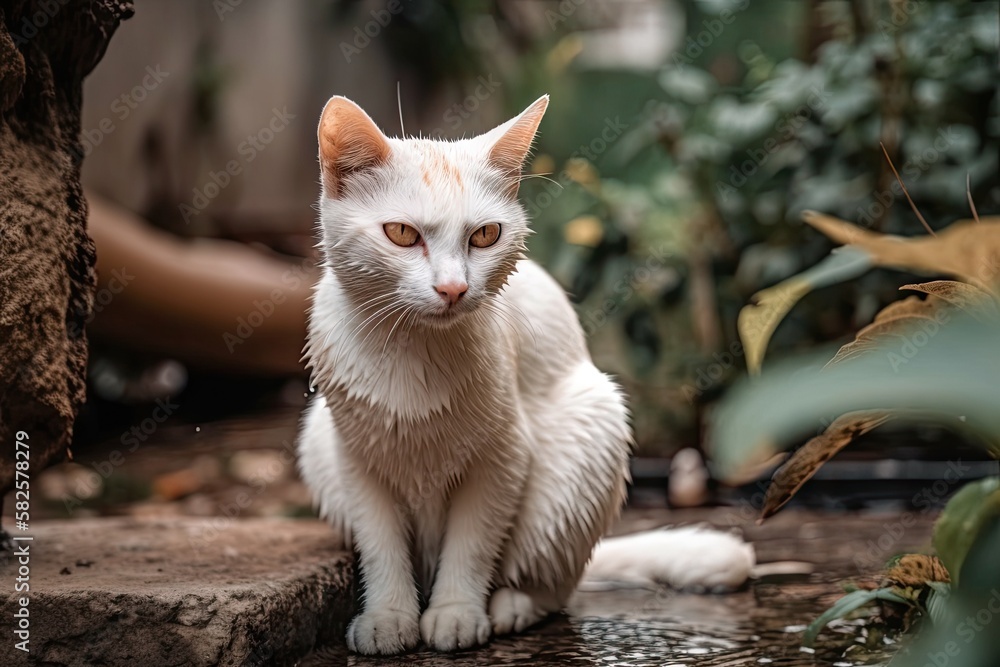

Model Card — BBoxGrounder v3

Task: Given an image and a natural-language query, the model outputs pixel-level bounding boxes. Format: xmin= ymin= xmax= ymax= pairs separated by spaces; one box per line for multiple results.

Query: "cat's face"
xmin=316 ymin=95 xmax=548 ymax=329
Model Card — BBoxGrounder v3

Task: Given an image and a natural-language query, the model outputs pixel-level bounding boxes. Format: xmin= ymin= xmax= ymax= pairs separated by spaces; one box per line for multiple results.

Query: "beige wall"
xmin=81 ymin=1 xmax=406 ymax=232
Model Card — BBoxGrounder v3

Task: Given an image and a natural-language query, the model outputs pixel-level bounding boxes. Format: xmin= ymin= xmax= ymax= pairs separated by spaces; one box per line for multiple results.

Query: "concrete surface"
xmin=0 ymin=518 xmax=352 ymax=666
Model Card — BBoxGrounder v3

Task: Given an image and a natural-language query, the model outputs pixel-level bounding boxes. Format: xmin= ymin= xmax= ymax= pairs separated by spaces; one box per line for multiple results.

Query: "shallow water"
xmin=295 ymin=505 xmax=927 ymax=666
xmin=298 ymin=583 xmax=897 ymax=666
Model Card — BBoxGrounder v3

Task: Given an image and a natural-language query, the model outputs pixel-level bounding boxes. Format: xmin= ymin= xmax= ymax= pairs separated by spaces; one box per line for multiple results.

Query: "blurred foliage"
xmin=332 ymin=0 xmax=488 ymax=89
xmin=512 ymin=0 xmax=998 ymax=453
xmin=708 ymin=212 xmax=1000 ymax=661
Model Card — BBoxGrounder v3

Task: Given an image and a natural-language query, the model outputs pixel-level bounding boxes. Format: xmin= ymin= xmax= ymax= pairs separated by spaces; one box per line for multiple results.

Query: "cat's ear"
xmin=485 ymin=94 xmax=549 ymax=197
xmin=318 ymin=96 xmax=391 ymax=198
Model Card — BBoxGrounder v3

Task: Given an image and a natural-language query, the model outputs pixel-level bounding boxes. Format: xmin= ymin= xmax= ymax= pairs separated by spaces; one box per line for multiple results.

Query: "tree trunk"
xmin=0 ymin=0 xmax=133 ymax=528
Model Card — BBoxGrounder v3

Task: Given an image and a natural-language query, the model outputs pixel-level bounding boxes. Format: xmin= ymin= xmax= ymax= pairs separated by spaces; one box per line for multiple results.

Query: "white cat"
xmin=297 ymin=94 xmax=754 ymax=655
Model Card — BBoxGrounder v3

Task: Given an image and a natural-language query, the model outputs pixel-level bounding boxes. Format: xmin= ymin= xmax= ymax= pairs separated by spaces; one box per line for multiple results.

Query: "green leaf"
xmin=933 ymin=477 xmax=1000 ymax=586
xmin=712 ymin=315 xmax=1000 ymax=479
xmin=924 ymin=582 xmax=952 ymax=626
xmin=803 ymin=588 xmax=909 ymax=647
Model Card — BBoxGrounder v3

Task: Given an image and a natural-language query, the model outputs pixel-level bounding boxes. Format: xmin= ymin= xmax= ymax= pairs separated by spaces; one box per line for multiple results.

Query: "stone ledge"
xmin=1 ymin=518 xmax=353 ymax=666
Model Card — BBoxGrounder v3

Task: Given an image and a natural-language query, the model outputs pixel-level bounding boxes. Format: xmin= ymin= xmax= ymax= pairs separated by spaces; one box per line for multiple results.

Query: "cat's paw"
xmin=420 ymin=602 xmax=491 ymax=652
xmin=489 ymin=587 xmax=547 ymax=635
xmin=346 ymin=608 xmax=419 ymax=655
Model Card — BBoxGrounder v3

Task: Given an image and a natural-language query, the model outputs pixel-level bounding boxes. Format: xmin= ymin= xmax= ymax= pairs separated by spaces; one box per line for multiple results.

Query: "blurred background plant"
xmin=504 ymin=0 xmax=999 ymax=455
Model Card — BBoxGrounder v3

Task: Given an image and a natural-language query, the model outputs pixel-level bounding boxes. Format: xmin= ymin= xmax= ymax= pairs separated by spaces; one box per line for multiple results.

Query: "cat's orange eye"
xmin=470 ymin=223 xmax=501 ymax=248
xmin=384 ymin=223 xmax=421 ymax=247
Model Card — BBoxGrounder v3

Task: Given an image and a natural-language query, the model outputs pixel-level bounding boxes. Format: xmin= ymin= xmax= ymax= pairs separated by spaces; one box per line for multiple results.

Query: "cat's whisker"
xmin=382 ymin=305 xmax=414 ymax=356
xmin=342 ymin=293 xmax=397 ymax=322
xmin=373 ymin=304 xmax=411 ymax=344
xmin=358 ymin=303 xmax=408 ymax=350
xmin=485 ymin=299 xmax=539 ymax=350
xmin=358 ymin=302 xmax=406 ymax=342
xmin=476 ymin=308 xmax=514 ymax=340
xmin=396 ymin=80 xmax=406 ymax=138
xmin=517 ymin=173 xmax=562 ymax=189
xmin=310 ymin=292 xmax=387 ymax=359
xmin=324 ymin=289 xmax=415 ymax=352
xmin=392 ymin=311 xmax=415 ymax=353
xmin=348 ymin=300 xmax=404 ymax=342
xmin=348 ymin=303 xmax=402 ymax=358
xmin=502 ymin=301 xmax=539 ymax=340
xmin=495 ymin=310 xmax=526 ymax=343
xmin=402 ymin=306 xmax=421 ymax=335
xmin=478 ymin=302 xmax=522 ymax=343
xmin=339 ymin=295 xmax=394 ymax=324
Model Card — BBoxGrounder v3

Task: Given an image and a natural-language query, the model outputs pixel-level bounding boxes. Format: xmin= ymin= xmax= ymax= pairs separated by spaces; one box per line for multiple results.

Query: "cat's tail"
xmin=580 ymin=526 xmax=756 ymax=592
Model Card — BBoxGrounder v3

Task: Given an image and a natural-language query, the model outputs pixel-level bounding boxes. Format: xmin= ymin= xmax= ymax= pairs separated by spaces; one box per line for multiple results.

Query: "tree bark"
xmin=0 ymin=0 xmax=133 ymax=522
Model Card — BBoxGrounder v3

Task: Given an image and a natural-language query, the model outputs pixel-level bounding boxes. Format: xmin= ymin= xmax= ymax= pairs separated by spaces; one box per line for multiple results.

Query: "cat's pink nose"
xmin=435 ymin=282 xmax=468 ymax=305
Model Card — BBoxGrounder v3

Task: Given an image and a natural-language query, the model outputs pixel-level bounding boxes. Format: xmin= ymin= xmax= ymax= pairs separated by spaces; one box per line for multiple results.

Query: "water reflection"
xmin=298 ymin=586 xmax=895 ymax=666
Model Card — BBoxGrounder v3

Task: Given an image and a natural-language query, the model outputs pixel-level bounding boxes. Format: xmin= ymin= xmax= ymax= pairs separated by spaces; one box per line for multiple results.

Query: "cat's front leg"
xmin=421 ymin=450 xmax=527 ymax=652
xmin=344 ymin=470 xmax=420 ymax=655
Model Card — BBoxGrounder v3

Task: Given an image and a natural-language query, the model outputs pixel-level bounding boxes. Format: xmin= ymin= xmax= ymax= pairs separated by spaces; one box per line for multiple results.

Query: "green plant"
xmin=710 ymin=212 xmax=1000 ymax=662
xmin=517 ymin=0 xmax=998 ymax=453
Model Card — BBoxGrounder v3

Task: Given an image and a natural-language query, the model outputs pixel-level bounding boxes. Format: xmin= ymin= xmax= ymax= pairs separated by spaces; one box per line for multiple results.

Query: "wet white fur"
xmin=297 ymin=96 xmax=754 ymax=655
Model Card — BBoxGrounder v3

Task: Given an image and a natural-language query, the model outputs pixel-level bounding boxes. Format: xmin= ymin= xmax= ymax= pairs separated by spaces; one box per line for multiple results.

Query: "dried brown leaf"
xmin=152 ymin=468 xmax=203 ymax=501
xmin=825 ymin=280 xmax=997 ymax=368
xmin=760 ymin=410 xmax=893 ymax=521
xmin=899 ymin=280 xmax=1000 ymax=321
xmin=873 ymin=293 xmax=945 ymax=321
xmin=802 ymin=212 xmax=1000 ymax=293
xmin=824 ymin=295 xmax=945 ymax=367
xmin=884 ymin=554 xmax=951 ymax=588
